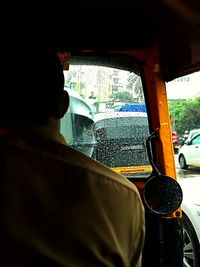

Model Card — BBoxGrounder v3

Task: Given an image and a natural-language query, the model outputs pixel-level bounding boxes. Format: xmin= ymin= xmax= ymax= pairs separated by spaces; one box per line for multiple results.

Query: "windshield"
xmin=62 ymin=64 xmax=152 ymax=178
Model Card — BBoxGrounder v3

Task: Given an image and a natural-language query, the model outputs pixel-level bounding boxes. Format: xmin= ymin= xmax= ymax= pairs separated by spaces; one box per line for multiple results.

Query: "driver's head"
xmin=0 ymin=48 xmax=69 ymax=126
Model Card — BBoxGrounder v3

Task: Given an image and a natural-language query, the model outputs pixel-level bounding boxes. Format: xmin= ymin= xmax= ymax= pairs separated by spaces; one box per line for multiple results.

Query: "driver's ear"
xmin=58 ymin=90 xmax=70 ymax=118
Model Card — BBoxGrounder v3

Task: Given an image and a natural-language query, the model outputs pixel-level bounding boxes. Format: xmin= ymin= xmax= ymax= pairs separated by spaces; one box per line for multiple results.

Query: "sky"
xmin=165 ymin=71 xmax=200 ymax=99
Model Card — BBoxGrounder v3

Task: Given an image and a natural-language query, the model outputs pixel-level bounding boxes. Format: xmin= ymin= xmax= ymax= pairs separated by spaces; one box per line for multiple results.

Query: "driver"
xmin=0 ymin=48 xmax=145 ymax=267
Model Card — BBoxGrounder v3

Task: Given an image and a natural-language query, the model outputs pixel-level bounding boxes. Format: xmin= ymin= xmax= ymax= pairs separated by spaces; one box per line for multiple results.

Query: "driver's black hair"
xmin=0 ymin=47 xmax=65 ymax=125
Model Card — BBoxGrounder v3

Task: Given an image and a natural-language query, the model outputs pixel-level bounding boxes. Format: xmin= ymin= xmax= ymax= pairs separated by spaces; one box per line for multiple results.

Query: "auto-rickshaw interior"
xmin=4 ymin=1 xmax=200 ymax=266
xmin=51 ymin=0 xmax=200 ymax=78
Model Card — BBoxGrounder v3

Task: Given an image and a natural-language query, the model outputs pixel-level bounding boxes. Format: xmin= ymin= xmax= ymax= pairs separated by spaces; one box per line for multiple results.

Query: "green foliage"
xmin=127 ymin=73 xmax=144 ymax=102
xmin=110 ymin=91 xmax=135 ymax=102
xmin=168 ymin=97 xmax=200 ymax=136
xmin=65 ymin=81 xmax=85 ymax=90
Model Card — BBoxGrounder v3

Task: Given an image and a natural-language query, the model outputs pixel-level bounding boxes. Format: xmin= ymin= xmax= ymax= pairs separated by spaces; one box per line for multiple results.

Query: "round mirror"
xmin=143 ymin=175 xmax=183 ymax=215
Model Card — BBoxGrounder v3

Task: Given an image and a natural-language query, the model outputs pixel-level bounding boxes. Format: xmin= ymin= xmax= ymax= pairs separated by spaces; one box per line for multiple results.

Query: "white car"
xmin=178 ymin=177 xmax=200 ymax=266
xmin=178 ymin=132 xmax=200 ymax=169
xmin=186 ymin=129 xmax=200 ymax=142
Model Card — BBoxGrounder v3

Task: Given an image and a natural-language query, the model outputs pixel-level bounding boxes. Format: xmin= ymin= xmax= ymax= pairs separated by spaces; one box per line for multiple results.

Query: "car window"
xmin=62 ymin=64 xmax=152 ymax=179
xmin=192 ymin=135 xmax=200 ymax=145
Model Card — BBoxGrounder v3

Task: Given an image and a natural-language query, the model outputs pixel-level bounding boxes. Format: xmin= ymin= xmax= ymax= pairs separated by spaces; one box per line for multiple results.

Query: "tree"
xmin=180 ymin=97 xmax=200 ymax=131
xmin=110 ymin=91 xmax=135 ymax=102
xmin=168 ymin=97 xmax=200 ymax=136
xmin=127 ymin=73 xmax=144 ymax=102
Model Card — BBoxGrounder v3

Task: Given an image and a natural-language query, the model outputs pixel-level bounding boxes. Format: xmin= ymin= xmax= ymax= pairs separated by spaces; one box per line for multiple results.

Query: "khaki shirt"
xmin=0 ymin=126 xmax=145 ymax=267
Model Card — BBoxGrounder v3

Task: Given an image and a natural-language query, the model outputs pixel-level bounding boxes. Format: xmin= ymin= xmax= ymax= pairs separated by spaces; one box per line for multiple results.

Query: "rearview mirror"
xmin=143 ymin=175 xmax=183 ymax=215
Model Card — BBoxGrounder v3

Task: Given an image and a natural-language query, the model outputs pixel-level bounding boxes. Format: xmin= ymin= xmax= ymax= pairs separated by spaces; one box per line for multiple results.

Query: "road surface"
xmin=174 ymin=154 xmax=200 ymax=179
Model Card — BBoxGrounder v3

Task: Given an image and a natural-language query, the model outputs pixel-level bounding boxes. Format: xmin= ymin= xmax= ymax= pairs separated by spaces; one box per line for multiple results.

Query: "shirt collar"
xmin=31 ymin=125 xmax=67 ymax=145
xmin=0 ymin=124 xmax=67 ymax=146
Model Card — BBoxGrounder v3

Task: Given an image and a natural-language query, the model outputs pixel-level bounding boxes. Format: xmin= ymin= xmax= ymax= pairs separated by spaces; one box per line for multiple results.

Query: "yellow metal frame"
xmin=111 ymin=46 xmax=176 ymax=178
xmin=111 ymin=46 xmax=181 ymax=217
xmin=142 ymin=46 xmax=177 ymax=178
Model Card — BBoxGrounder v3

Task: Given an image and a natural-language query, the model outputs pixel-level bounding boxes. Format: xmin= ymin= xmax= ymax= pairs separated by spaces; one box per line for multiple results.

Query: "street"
xmin=174 ymin=154 xmax=200 ymax=179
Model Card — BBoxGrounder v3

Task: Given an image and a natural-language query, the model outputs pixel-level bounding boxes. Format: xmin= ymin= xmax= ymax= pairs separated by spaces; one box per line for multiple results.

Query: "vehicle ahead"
xmin=93 ymin=110 xmax=152 ymax=178
xmin=172 ymin=131 xmax=180 ymax=154
xmin=178 ymin=132 xmax=200 ymax=169
xmin=61 ymin=88 xmax=96 ymax=157
xmin=178 ymin=177 xmax=200 ymax=267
